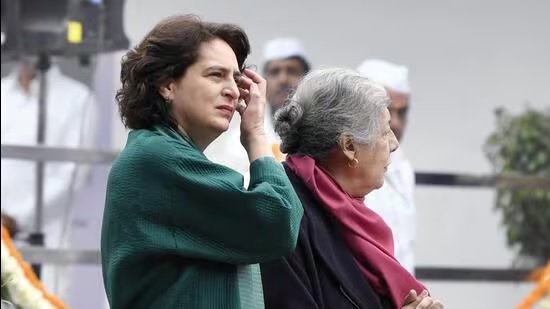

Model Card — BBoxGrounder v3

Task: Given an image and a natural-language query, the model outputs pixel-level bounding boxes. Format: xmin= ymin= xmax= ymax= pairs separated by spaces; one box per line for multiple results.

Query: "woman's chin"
xmin=211 ymin=119 xmax=231 ymax=134
xmin=373 ymin=178 xmax=385 ymax=190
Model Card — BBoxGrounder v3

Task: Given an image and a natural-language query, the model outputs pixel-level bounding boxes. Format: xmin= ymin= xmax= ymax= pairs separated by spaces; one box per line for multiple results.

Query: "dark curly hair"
xmin=116 ymin=15 xmax=251 ymax=130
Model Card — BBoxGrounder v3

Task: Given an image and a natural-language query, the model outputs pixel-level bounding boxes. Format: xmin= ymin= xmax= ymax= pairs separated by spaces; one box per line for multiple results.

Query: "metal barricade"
xmin=2 ymin=144 xmax=549 ymax=282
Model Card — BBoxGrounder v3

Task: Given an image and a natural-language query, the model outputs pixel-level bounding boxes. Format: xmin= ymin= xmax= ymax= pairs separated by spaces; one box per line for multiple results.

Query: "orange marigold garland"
xmin=517 ymin=261 xmax=550 ymax=309
xmin=1 ymin=225 xmax=68 ymax=309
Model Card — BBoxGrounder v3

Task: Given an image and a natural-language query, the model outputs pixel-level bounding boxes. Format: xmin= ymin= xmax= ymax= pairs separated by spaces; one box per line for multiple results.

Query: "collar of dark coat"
xmin=283 ymin=164 xmax=390 ymax=309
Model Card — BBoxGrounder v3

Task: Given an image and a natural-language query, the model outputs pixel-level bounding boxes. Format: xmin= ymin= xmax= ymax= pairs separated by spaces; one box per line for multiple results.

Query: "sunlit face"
xmin=265 ymin=58 xmax=306 ymax=110
xmin=386 ymin=89 xmax=410 ymax=142
xmin=351 ymin=108 xmax=399 ymax=195
xmin=161 ymin=39 xmax=241 ymax=149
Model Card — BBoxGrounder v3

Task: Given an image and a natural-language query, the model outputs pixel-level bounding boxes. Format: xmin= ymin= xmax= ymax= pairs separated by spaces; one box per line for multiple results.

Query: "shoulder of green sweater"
xmin=127 ymin=126 xmax=201 ymax=155
xmin=119 ymin=126 xmax=207 ymax=171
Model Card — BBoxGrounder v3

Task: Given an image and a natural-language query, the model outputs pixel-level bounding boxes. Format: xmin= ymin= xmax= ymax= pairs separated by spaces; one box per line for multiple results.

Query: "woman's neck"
xmin=318 ymin=157 xmax=371 ymax=198
xmin=176 ymin=124 xmax=214 ymax=152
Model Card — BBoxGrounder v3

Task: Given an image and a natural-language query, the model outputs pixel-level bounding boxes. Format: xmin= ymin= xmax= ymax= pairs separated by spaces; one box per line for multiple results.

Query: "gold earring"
xmin=347 ymin=158 xmax=359 ymax=168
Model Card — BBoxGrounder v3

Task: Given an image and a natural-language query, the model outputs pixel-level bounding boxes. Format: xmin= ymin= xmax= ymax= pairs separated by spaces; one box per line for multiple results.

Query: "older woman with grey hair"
xmin=261 ymin=68 xmax=444 ymax=309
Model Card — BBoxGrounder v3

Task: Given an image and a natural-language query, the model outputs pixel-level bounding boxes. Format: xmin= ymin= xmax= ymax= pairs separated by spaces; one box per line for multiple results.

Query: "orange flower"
xmin=517 ymin=261 xmax=550 ymax=309
xmin=272 ymin=143 xmax=285 ymax=161
xmin=1 ymin=225 xmax=68 ymax=309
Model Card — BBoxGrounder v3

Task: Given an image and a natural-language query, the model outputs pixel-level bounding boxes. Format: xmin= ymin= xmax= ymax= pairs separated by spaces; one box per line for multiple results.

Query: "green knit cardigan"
xmin=101 ymin=125 xmax=303 ymax=309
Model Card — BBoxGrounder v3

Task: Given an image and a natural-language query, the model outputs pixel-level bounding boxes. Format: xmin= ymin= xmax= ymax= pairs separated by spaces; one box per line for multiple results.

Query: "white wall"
xmin=111 ymin=1 xmax=550 ymax=307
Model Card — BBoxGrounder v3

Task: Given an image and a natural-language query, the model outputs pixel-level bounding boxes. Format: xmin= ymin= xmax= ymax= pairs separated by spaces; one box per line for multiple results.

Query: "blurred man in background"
xmin=358 ymin=59 xmax=416 ymax=274
xmin=1 ymin=58 xmax=97 ymax=298
xmin=262 ymin=37 xmax=311 ymax=145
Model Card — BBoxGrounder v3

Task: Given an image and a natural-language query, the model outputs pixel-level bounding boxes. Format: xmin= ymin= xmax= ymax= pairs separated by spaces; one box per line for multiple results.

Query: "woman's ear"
xmin=159 ymin=79 xmax=175 ymax=102
xmin=338 ymin=134 xmax=356 ymax=161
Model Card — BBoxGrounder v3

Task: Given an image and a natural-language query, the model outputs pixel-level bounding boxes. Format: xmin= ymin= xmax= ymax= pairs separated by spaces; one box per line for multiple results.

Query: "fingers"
xmin=416 ymin=296 xmax=444 ymax=309
xmin=237 ymin=75 xmax=258 ymax=103
xmin=242 ymin=69 xmax=266 ymax=95
xmin=243 ymin=68 xmax=266 ymax=87
xmin=237 ymin=74 xmax=253 ymax=90
xmin=238 ymin=87 xmax=250 ymax=103
xmin=403 ymin=290 xmax=418 ymax=305
xmin=237 ymin=72 xmax=266 ymax=117
xmin=402 ymin=289 xmax=434 ymax=309
xmin=404 ymin=289 xmax=428 ymax=305
xmin=238 ymin=86 xmax=250 ymax=97
xmin=416 ymin=297 xmax=434 ymax=308
xmin=236 ymin=99 xmax=247 ymax=114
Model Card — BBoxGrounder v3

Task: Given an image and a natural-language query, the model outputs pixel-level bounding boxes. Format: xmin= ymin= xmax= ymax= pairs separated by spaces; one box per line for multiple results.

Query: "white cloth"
xmin=262 ymin=37 xmax=308 ymax=64
xmin=356 ymin=59 xmax=410 ymax=94
xmin=263 ymin=106 xmax=279 ymax=143
xmin=204 ymin=106 xmax=280 ymax=185
xmin=365 ymin=148 xmax=416 ymax=274
xmin=1 ymin=64 xmax=97 ymax=297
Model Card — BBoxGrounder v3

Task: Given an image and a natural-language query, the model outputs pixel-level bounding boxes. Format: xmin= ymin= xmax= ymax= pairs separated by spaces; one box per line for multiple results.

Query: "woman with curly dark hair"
xmin=101 ymin=15 xmax=303 ymax=309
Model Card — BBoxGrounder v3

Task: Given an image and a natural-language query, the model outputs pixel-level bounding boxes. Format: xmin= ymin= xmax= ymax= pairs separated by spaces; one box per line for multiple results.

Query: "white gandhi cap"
xmin=262 ymin=37 xmax=308 ymax=63
xmin=356 ymin=59 xmax=411 ymax=94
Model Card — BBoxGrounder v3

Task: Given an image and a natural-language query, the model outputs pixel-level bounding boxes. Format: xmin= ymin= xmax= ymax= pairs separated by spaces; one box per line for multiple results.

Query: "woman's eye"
xmin=210 ymin=72 xmax=223 ymax=78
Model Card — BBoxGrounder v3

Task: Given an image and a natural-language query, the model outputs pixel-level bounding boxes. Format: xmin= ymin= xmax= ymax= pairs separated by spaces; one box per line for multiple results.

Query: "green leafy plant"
xmin=1 ymin=284 xmax=14 ymax=308
xmin=484 ymin=107 xmax=550 ymax=264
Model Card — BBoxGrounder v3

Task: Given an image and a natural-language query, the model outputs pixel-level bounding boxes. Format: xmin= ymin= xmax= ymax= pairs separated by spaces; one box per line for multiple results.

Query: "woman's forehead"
xmin=196 ymin=39 xmax=239 ymax=70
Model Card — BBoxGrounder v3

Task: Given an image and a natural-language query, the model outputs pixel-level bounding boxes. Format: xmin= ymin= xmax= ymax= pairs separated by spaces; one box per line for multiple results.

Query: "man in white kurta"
xmin=358 ymin=59 xmax=416 ymax=274
xmin=1 ymin=60 xmax=97 ymax=298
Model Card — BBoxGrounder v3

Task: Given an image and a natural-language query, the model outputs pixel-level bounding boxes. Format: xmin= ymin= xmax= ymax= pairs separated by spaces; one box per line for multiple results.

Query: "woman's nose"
xmin=223 ymin=80 xmax=240 ymax=100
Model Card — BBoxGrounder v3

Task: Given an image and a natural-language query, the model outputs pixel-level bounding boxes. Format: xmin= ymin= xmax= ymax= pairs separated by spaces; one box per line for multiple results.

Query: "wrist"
xmin=243 ymin=133 xmax=273 ymax=162
xmin=243 ymin=132 xmax=267 ymax=145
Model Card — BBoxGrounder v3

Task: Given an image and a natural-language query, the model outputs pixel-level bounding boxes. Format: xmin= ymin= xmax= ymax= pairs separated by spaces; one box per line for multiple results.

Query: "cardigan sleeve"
xmin=143 ymin=136 xmax=304 ymax=264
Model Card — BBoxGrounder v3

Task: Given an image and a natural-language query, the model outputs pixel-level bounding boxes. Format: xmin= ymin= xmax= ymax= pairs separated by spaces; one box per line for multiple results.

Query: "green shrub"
xmin=484 ymin=107 xmax=550 ymax=264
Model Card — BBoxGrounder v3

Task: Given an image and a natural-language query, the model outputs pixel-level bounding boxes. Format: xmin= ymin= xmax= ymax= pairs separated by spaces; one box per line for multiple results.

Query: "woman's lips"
xmin=216 ymin=105 xmax=235 ymax=118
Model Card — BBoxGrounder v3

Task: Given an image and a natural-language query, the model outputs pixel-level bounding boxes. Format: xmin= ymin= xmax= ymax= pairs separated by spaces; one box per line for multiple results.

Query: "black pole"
xmin=28 ymin=53 xmax=51 ymax=278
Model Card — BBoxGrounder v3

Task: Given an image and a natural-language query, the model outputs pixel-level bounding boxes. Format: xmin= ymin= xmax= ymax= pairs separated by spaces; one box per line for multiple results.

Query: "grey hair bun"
xmin=274 ymin=102 xmax=304 ymax=154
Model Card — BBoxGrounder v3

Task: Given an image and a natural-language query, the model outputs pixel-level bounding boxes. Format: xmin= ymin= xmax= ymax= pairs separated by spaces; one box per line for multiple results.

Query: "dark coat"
xmin=261 ymin=165 xmax=394 ymax=309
